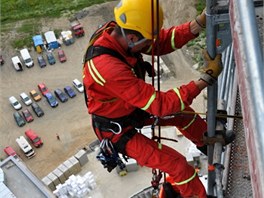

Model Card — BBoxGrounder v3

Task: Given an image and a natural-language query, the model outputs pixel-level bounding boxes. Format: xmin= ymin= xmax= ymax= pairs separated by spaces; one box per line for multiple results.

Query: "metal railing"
xmin=229 ymin=0 xmax=264 ymax=197
xmin=206 ymin=0 xmax=264 ymax=197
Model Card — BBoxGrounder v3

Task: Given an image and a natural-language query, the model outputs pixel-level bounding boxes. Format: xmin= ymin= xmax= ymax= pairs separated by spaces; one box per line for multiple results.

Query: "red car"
xmin=4 ymin=146 xmax=17 ymax=156
xmin=22 ymin=109 xmax=34 ymax=123
xmin=58 ymin=49 xmax=67 ymax=63
xmin=25 ymin=129 xmax=43 ymax=148
xmin=38 ymin=83 xmax=49 ymax=96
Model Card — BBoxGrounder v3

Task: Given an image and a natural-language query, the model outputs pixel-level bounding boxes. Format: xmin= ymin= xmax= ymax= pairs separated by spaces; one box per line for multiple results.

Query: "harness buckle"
xmin=108 ymin=121 xmax=122 ymax=134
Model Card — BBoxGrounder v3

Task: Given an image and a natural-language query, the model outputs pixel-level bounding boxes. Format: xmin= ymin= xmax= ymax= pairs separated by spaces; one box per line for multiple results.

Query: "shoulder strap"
xmin=89 ymin=21 xmax=117 ymax=46
xmin=83 ymin=21 xmax=127 ymax=108
xmin=83 ymin=45 xmax=129 ymax=108
xmin=83 ymin=46 xmax=130 ymax=109
xmin=84 ymin=45 xmax=128 ymax=65
xmin=82 ymin=20 xmax=127 ymax=65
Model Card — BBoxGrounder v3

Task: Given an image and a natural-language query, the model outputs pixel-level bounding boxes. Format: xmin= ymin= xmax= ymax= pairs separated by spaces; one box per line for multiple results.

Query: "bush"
xmin=11 ymin=36 xmax=33 ymax=49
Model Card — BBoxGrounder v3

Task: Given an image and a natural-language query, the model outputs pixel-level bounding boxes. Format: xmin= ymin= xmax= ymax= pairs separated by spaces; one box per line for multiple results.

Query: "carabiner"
xmin=151 ymin=116 xmax=159 ymax=130
xmin=107 ymin=121 xmax=122 ymax=134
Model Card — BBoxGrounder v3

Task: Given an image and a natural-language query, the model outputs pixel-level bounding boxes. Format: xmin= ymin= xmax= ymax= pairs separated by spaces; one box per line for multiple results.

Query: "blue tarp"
xmin=32 ymin=35 xmax=44 ymax=47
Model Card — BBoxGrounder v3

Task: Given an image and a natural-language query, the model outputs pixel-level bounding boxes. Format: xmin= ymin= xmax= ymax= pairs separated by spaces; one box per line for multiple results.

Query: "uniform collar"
xmin=95 ymin=31 xmax=138 ymax=66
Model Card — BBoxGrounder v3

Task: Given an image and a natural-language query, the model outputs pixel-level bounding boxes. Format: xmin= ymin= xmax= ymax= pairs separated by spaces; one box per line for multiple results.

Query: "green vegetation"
xmin=195 ymin=0 xmax=206 ymax=13
xmin=10 ymin=20 xmax=41 ymax=49
xmin=0 ymin=0 xmax=114 ymax=24
xmin=1 ymin=0 xmax=114 ymax=49
xmin=187 ymin=0 xmax=206 ymax=67
xmin=17 ymin=20 xmax=40 ymax=34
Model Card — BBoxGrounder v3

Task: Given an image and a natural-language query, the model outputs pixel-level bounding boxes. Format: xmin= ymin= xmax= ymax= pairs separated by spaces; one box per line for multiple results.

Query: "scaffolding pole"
xmin=206 ymin=0 xmax=233 ymax=195
xmin=205 ymin=1 xmax=217 ymax=195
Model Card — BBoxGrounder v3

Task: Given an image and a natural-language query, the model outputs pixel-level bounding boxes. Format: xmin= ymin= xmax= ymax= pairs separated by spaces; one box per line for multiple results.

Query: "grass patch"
xmin=17 ymin=20 xmax=41 ymax=34
xmin=9 ymin=20 xmax=41 ymax=49
xmin=185 ymin=0 xmax=206 ymax=67
xmin=11 ymin=36 xmax=33 ymax=49
xmin=195 ymin=0 xmax=206 ymax=14
xmin=0 ymin=0 xmax=115 ymax=24
xmin=54 ymin=29 xmax=63 ymax=38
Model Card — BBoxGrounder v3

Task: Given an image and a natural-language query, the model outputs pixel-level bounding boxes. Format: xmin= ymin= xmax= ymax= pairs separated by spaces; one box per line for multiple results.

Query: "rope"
xmin=176 ymin=111 xmax=243 ymax=119
xmin=150 ymin=1 xmax=164 ymax=196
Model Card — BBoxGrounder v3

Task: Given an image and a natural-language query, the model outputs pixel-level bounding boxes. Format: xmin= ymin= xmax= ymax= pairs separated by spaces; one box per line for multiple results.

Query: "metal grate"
xmin=225 ymin=91 xmax=253 ymax=198
xmin=255 ymin=1 xmax=264 ymax=50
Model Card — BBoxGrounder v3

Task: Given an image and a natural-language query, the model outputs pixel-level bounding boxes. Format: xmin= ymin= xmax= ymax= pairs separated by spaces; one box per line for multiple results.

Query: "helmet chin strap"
xmin=121 ymin=28 xmax=147 ymax=50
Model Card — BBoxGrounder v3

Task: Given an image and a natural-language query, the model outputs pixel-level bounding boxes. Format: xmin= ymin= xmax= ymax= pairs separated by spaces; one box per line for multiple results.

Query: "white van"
xmin=11 ymin=56 xmax=23 ymax=71
xmin=20 ymin=48 xmax=34 ymax=67
xmin=16 ymin=136 xmax=36 ymax=159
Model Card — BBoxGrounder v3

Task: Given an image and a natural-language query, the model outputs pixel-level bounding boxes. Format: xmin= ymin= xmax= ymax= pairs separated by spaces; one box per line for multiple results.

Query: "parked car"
xmin=9 ymin=96 xmax=22 ymax=110
xmin=58 ymin=49 xmax=67 ymax=63
xmin=20 ymin=48 xmax=34 ymax=68
xmin=11 ymin=56 xmax=23 ymax=71
xmin=20 ymin=92 xmax=32 ymax=106
xmin=54 ymin=88 xmax=68 ymax=102
xmin=25 ymin=129 xmax=43 ymax=148
xmin=46 ymin=52 xmax=56 ymax=65
xmin=22 ymin=109 xmax=34 ymax=123
xmin=38 ymin=83 xmax=49 ymax=96
xmin=72 ymin=79 xmax=84 ymax=92
xmin=16 ymin=136 xmax=35 ymax=158
xmin=4 ymin=146 xmax=17 ymax=156
xmin=31 ymin=102 xmax=44 ymax=117
xmin=45 ymin=92 xmax=59 ymax=108
xmin=64 ymin=86 xmax=76 ymax=98
xmin=37 ymin=55 xmax=47 ymax=68
xmin=29 ymin=89 xmax=41 ymax=101
xmin=13 ymin=111 xmax=26 ymax=127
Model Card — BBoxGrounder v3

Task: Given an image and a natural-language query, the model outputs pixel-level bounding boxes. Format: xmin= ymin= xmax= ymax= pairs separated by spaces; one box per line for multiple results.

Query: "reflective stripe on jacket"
xmin=83 ymin=21 xmax=200 ymax=118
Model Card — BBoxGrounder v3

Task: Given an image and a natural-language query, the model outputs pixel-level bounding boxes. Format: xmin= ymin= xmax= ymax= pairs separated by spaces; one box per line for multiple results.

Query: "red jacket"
xmin=83 ymin=21 xmax=200 ymax=118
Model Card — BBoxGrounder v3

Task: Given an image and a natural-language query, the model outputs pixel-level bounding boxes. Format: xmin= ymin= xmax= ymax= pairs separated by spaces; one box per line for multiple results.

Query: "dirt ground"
xmin=0 ymin=0 xmax=204 ymax=181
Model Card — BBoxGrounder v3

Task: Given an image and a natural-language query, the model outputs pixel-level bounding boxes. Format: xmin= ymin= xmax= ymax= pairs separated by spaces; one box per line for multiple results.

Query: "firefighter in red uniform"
xmin=83 ymin=0 xmax=223 ymax=197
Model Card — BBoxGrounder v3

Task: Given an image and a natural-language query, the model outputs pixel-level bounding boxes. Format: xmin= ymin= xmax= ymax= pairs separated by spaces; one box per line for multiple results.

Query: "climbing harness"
xmin=151 ymin=169 xmax=163 ymax=197
xmin=96 ymin=139 xmax=126 ymax=172
xmin=93 ymin=110 xmax=149 ymax=172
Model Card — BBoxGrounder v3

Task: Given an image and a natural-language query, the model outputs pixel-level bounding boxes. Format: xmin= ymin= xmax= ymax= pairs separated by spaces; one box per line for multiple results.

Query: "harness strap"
xmin=92 ymin=114 xmax=133 ymax=133
xmin=113 ymin=129 xmax=137 ymax=155
xmin=92 ymin=113 xmax=137 ymax=154
xmin=92 ymin=109 xmax=150 ymax=154
xmin=92 ymin=109 xmax=150 ymax=131
xmin=83 ymin=45 xmax=130 ymax=108
xmin=85 ymin=45 xmax=129 ymax=64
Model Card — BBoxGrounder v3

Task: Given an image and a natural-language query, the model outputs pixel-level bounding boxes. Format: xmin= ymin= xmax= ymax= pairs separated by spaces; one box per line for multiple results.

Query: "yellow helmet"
xmin=114 ymin=0 xmax=164 ymax=40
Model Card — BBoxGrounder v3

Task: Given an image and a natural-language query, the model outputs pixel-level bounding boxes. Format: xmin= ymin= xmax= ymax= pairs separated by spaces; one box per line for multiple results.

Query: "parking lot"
xmin=0 ymin=5 xmax=114 ymax=179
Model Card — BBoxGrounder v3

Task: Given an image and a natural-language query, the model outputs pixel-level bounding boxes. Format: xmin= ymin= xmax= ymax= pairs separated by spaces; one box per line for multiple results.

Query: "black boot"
xmin=196 ymin=145 xmax=207 ymax=156
xmin=162 ymin=182 xmax=182 ymax=198
xmin=223 ymin=130 xmax=236 ymax=145
xmin=203 ymin=131 xmax=236 ymax=146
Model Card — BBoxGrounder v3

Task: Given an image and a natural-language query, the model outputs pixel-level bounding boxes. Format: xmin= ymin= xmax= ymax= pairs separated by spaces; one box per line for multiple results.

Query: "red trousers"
xmin=95 ymin=106 xmax=207 ymax=197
